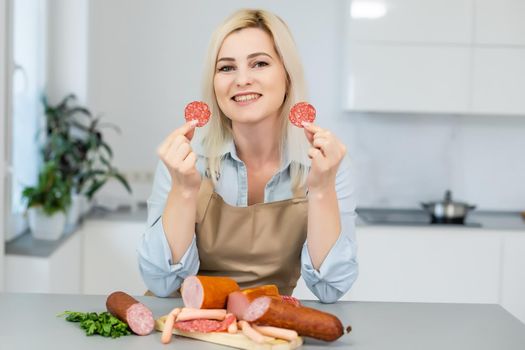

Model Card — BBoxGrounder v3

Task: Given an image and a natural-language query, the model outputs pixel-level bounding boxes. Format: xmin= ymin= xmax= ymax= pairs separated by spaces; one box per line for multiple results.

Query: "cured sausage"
xmin=173 ymin=313 xmax=236 ymax=333
xmin=227 ymin=285 xmax=279 ymax=319
xmin=181 ymin=275 xmax=240 ymax=309
xmin=227 ymin=285 xmax=301 ymax=319
xmin=243 ymin=296 xmax=345 ymax=342
xmin=105 ymin=291 xmax=154 ymax=336
xmin=289 ymin=102 xmax=316 ymax=128
xmin=184 ymin=101 xmax=211 ymax=127
xmin=281 ymin=295 xmax=301 ymax=307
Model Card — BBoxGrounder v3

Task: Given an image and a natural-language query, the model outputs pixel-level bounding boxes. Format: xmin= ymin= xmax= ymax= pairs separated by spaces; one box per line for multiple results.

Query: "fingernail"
xmin=190 ymin=120 xmax=198 ymax=126
xmin=302 ymin=121 xmax=311 ymax=127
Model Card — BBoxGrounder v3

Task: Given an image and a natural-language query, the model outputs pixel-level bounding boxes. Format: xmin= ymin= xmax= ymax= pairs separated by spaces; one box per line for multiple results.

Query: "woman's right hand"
xmin=157 ymin=120 xmax=201 ymax=196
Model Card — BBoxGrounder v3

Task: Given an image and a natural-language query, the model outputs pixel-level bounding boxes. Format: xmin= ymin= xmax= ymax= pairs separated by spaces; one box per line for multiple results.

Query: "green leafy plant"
xmin=58 ymin=311 xmax=131 ymax=338
xmin=42 ymin=94 xmax=131 ymax=200
xmin=21 ymin=161 xmax=71 ymax=215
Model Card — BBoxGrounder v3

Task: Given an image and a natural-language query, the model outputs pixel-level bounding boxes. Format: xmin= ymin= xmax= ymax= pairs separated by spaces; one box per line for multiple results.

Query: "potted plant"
xmin=42 ymin=94 xmax=131 ymax=223
xmin=22 ymin=161 xmax=71 ymax=240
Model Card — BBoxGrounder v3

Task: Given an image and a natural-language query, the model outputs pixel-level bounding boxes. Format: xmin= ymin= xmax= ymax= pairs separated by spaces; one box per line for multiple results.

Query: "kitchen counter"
xmin=0 ymin=293 xmax=524 ymax=350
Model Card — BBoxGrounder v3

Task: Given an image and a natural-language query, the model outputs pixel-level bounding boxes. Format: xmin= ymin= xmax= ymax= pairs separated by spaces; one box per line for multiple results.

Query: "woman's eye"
xmin=254 ymin=61 xmax=268 ymax=68
xmin=218 ymin=66 xmax=234 ymax=72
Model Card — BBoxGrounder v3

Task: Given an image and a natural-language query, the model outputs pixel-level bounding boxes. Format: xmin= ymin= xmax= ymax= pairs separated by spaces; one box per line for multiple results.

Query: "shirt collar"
xmin=192 ymin=139 xmax=310 ymax=171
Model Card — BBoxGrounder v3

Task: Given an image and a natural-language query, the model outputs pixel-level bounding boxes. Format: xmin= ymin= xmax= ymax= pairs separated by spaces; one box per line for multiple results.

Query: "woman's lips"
xmin=231 ymin=93 xmax=262 ymax=106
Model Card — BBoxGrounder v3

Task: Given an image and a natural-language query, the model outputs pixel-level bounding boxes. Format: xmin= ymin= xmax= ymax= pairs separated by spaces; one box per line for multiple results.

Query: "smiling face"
xmin=213 ymin=27 xmax=288 ymax=126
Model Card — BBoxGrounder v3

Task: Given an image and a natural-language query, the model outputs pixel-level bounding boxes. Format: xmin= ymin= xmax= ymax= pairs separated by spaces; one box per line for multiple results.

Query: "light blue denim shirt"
xmin=137 ymin=140 xmax=358 ymax=303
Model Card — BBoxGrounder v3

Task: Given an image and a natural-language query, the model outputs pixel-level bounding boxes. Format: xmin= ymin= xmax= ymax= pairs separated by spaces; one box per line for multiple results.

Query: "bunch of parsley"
xmin=58 ymin=311 xmax=131 ymax=338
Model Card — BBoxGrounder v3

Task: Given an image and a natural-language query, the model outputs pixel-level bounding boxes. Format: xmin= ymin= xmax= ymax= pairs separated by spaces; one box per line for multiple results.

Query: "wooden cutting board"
xmin=155 ymin=315 xmax=303 ymax=350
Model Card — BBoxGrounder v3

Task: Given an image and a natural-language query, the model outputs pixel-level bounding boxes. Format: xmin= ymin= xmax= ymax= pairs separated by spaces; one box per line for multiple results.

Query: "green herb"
xmin=58 ymin=311 xmax=132 ymax=338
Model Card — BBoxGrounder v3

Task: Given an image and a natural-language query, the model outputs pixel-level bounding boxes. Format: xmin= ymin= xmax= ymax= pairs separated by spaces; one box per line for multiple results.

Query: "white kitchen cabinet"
xmin=294 ymin=226 xmax=502 ymax=304
xmin=5 ymin=232 xmax=82 ymax=293
xmin=475 ymin=0 xmax=525 ymax=46
xmin=344 ymin=43 xmax=470 ymax=113
xmin=82 ymin=220 xmax=147 ymax=295
xmin=344 ymin=0 xmax=525 ymax=116
xmin=500 ymin=232 xmax=525 ymax=324
xmin=347 ymin=227 xmax=501 ymax=303
xmin=471 ymin=47 xmax=525 ymax=115
xmin=348 ymin=0 xmax=472 ymax=44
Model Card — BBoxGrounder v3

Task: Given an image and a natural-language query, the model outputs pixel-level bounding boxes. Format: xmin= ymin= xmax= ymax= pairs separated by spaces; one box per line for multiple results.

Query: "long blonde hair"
xmin=200 ymin=9 xmax=310 ymax=190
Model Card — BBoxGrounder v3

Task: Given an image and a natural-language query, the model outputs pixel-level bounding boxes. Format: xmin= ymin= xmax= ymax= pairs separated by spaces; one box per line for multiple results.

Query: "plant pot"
xmin=66 ymin=193 xmax=82 ymax=226
xmin=27 ymin=207 xmax=66 ymax=241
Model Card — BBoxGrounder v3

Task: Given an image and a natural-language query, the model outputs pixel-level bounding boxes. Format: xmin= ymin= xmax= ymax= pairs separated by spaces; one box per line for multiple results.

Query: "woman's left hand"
xmin=303 ymin=122 xmax=347 ymax=194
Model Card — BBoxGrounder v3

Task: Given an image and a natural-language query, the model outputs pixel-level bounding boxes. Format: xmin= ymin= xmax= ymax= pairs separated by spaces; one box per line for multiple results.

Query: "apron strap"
xmin=196 ymin=178 xmax=215 ymax=223
xmin=292 ymin=184 xmax=307 ymax=199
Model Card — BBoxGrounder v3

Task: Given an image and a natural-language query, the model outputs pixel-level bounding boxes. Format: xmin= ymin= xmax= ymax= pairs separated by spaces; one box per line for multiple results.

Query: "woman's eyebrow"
xmin=217 ymin=52 xmax=272 ymax=63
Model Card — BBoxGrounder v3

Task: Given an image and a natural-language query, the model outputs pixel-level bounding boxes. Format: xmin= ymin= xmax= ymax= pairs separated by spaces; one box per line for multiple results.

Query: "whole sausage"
xmin=243 ymin=296 xmax=346 ymax=342
xmin=181 ymin=275 xmax=240 ymax=309
xmin=106 ymin=291 xmax=154 ymax=336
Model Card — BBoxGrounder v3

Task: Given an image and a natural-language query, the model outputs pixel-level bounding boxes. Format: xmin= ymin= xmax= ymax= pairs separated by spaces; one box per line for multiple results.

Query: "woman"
xmin=138 ymin=9 xmax=358 ymax=303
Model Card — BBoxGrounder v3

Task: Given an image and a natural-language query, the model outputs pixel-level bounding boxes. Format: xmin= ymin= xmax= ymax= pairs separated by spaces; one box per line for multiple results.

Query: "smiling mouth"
xmin=232 ymin=93 xmax=262 ymax=103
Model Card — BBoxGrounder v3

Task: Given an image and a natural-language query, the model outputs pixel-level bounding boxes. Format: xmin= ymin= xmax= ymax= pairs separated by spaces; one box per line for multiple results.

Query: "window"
xmin=5 ymin=0 xmax=46 ymax=241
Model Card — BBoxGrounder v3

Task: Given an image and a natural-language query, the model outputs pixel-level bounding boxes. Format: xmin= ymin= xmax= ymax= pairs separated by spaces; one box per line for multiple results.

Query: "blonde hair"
xmin=200 ymin=8 xmax=310 ymax=190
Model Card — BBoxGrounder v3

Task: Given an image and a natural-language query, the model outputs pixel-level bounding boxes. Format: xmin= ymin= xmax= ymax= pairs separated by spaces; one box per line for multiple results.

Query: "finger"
xmin=303 ymin=127 xmax=315 ymax=145
xmin=302 ymin=122 xmax=324 ymax=134
xmin=302 ymin=122 xmax=325 ymax=145
xmin=165 ymin=142 xmax=192 ymax=168
xmin=308 ymin=147 xmax=323 ymax=160
xmin=179 ymin=152 xmax=197 ymax=173
xmin=157 ymin=121 xmax=197 ymax=155
xmin=312 ymin=137 xmax=328 ymax=151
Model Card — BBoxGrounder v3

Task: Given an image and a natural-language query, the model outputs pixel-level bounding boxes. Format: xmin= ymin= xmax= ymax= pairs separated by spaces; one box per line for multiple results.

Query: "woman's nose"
xmin=235 ymin=67 xmax=253 ymax=86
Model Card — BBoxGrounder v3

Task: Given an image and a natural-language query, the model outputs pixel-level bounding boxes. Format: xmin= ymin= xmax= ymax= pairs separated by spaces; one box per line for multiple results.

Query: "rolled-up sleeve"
xmin=137 ymin=161 xmax=200 ymax=297
xmin=301 ymin=155 xmax=359 ymax=303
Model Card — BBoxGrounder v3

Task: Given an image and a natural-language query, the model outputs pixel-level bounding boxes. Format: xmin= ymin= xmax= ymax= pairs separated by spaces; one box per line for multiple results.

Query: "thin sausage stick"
xmin=252 ymin=325 xmax=298 ymax=341
xmin=176 ymin=308 xmax=227 ymax=321
xmin=161 ymin=313 xmax=175 ymax=344
xmin=238 ymin=321 xmax=267 ymax=344
xmin=226 ymin=313 xmax=238 ymax=334
xmin=169 ymin=307 xmax=181 ymax=317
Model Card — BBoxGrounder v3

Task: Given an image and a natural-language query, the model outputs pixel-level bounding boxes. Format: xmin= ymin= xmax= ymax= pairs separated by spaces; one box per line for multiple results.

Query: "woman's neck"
xmin=232 ymin=117 xmax=282 ymax=169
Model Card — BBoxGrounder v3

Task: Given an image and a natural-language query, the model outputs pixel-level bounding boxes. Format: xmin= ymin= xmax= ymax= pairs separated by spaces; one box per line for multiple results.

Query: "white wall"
xmin=0 ymin=0 xmax=8 ymax=291
xmin=86 ymin=0 xmax=525 ymax=211
xmin=46 ymin=0 xmax=88 ymax=103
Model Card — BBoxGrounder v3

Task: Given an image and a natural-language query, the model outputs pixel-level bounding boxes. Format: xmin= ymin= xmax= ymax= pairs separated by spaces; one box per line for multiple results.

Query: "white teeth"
xmin=233 ymin=94 xmax=260 ymax=102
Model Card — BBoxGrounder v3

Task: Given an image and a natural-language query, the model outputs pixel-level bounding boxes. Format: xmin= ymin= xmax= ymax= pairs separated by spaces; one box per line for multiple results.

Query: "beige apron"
xmin=146 ymin=178 xmax=308 ymax=297
xmin=195 ymin=179 xmax=308 ymax=295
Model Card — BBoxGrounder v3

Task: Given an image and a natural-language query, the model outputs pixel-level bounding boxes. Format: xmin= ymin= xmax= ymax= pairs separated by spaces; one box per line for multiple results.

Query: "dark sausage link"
xmin=243 ymin=296 xmax=345 ymax=341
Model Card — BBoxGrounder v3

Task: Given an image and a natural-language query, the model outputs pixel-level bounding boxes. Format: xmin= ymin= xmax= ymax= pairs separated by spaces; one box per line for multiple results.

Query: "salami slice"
xmin=289 ymin=102 xmax=316 ymax=128
xmin=184 ymin=101 xmax=211 ymax=127
xmin=173 ymin=313 xmax=236 ymax=333
xmin=106 ymin=291 xmax=154 ymax=335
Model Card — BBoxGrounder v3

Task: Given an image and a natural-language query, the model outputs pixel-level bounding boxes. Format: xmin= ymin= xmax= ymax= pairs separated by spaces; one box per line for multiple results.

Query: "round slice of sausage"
xmin=184 ymin=101 xmax=211 ymax=127
xmin=289 ymin=102 xmax=316 ymax=128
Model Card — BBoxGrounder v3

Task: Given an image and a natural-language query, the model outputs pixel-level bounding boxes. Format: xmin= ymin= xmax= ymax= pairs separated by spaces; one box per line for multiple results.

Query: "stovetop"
xmin=356 ymin=208 xmax=482 ymax=227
